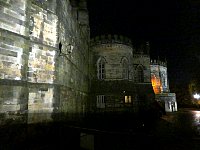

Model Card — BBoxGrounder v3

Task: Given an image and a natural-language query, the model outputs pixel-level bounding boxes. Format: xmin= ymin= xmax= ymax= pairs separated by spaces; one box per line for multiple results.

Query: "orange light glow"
xmin=151 ymin=75 xmax=162 ymax=94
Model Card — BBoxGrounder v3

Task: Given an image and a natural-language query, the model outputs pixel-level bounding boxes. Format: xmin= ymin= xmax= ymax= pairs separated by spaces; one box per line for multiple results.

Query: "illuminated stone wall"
xmin=28 ymin=85 xmax=54 ymax=123
xmin=0 ymin=31 xmax=28 ymax=80
xmin=29 ymin=4 xmax=58 ymax=47
xmin=0 ymin=0 xmax=29 ymax=124
xmin=0 ymin=0 xmax=28 ymax=36
xmin=28 ymin=43 xmax=56 ymax=84
xmin=159 ymin=65 xmax=169 ymax=92
xmin=27 ymin=1 xmax=58 ymax=123
xmin=150 ymin=61 xmax=177 ymax=112
xmin=150 ymin=60 xmax=169 ymax=94
xmin=0 ymin=0 xmax=90 ymax=124
xmin=150 ymin=64 xmax=162 ymax=94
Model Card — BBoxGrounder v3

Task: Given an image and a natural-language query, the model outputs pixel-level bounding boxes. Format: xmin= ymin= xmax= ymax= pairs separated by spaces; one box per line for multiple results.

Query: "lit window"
xmin=97 ymin=58 xmax=106 ymax=79
xmin=125 ymin=96 xmax=131 ymax=103
xmin=97 ymin=95 xmax=106 ymax=108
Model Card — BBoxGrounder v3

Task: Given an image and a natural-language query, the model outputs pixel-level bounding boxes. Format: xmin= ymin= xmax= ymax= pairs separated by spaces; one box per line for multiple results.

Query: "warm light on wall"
xmin=151 ymin=75 xmax=162 ymax=94
xmin=125 ymin=96 xmax=131 ymax=103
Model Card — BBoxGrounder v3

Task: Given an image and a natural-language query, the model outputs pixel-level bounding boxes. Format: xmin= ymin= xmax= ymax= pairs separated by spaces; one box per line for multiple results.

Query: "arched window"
xmin=137 ymin=66 xmax=144 ymax=82
xmin=122 ymin=59 xmax=128 ymax=79
xmin=97 ymin=58 xmax=106 ymax=79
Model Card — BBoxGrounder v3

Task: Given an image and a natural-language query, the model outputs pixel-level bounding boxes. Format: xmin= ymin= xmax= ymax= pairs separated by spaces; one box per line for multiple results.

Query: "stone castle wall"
xmin=90 ymin=35 xmax=152 ymax=82
xmin=91 ymin=35 xmax=133 ymax=80
xmin=133 ymin=54 xmax=151 ymax=83
xmin=0 ymin=0 xmax=90 ymax=124
xmin=150 ymin=60 xmax=169 ymax=94
xmin=89 ymin=35 xmax=155 ymax=113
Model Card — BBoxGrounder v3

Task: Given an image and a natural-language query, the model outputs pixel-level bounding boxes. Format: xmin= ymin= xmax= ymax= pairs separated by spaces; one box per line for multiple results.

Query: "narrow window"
xmin=137 ymin=67 xmax=144 ymax=82
xmin=97 ymin=95 xmax=106 ymax=108
xmin=122 ymin=59 xmax=128 ymax=79
xmin=125 ymin=96 xmax=131 ymax=103
xmin=97 ymin=58 xmax=106 ymax=79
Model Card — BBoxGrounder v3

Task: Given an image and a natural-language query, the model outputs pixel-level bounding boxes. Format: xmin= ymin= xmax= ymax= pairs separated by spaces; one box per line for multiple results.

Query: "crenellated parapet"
xmin=90 ymin=34 xmax=132 ymax=47
xmin=134 ymin=54 xmax=150 ymax=58
xmin=150 ymin=59 xmax=167 ymax=67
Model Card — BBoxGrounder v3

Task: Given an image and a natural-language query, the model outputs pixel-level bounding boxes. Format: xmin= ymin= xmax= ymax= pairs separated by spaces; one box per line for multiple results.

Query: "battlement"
xmin=134 ymin=54 xmax=150 ymax=58
xmin=90 ymin=34 xmax=132 ymax=47
xmin=150 ymin=59 xmax=167 ymax=67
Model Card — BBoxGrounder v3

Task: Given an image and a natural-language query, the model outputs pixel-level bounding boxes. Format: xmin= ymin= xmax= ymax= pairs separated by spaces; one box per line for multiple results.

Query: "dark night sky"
xmin=87 ymin=0 xmax=200 ymax=87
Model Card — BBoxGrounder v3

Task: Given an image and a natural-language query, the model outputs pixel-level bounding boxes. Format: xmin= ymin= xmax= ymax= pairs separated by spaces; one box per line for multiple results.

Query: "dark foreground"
xmin=1 ymin=109 xmax=200 ymax=150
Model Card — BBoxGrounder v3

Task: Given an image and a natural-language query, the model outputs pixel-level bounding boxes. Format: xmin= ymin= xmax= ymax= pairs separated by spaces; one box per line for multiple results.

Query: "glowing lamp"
xmin=193 ymin=93 xmax=200 ymax=99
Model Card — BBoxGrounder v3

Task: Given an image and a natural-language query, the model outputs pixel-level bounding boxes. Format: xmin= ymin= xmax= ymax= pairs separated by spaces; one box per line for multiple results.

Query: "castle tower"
xmin=150 ymin=59 xmax=177 ymax=112
xmin=150 ymin=59 xmax=169 ymax=94
xmin=133 ymin=41 xmax=151 ymax=83
xmin=91 ymin=34 xmax=133 ymax=80
xmin=90 ymin=35 xmax=155 ymax=112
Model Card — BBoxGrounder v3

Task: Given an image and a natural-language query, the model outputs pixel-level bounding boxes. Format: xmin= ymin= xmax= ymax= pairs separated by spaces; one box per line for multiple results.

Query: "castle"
xmin=0 ymin=0 xmax=176 ymax=124
xmin=90 ymin=35 xmax=154 ymax=113
xmin=150 ymin=60 xmax=177 ymax=112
